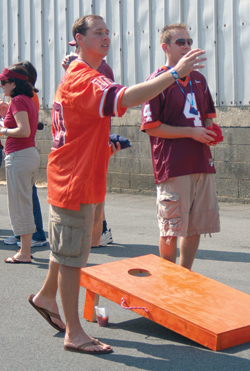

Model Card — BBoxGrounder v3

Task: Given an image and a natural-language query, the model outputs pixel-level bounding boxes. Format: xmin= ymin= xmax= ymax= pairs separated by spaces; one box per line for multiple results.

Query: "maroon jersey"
xmin=97 ymin=60 xmax=114 ymax=81
xmin=141 ymin=66 xmax=216 ymax=183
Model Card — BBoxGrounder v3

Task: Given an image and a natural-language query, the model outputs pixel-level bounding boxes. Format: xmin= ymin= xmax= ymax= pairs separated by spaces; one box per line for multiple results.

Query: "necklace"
xmin=166 ymin=65 xmax=198 ymax=115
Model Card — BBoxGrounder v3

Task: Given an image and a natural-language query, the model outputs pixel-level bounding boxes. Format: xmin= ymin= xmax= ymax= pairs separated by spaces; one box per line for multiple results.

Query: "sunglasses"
xmin=172 ymin=38 xmax=193 ymax=46
xmin=0 ymin=80 xmax=11 ymax=86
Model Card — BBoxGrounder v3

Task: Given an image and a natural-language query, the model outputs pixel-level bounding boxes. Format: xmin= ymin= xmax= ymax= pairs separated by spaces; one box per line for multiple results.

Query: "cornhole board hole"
xmin=80 ymin=254 xmax=250 ymax=351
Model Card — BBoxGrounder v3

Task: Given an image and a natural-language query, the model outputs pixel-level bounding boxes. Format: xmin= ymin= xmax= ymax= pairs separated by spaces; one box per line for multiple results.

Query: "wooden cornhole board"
xmin=80 ymin=254 xmax=250 ymax=351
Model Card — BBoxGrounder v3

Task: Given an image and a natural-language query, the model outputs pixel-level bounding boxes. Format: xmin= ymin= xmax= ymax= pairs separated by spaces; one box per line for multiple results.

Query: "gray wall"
xmin=1 ymin=107 xmax=249 ymax=204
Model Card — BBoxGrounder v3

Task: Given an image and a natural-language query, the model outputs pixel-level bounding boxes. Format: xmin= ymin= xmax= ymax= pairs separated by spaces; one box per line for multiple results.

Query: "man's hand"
xmin=61 ymin=53 xmax=78 ymax=71
xmin=175 ymin=49 xmax=207 ymax=78
xmin=190 ymin=127 xmax=217 ymax=144
xmin=111 ymin=141 xmax=121 ymax=155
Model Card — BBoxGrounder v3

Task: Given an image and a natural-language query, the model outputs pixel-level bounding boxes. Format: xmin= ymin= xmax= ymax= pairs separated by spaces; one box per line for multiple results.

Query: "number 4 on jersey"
xmin=183 ymin=93 xmax=202 ymax=127
xmin=143 ymin=104 xmax=152 ymax=122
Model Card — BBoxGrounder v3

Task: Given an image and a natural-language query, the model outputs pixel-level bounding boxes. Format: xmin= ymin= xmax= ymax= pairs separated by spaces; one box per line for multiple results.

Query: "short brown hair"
xmin=159 ymin=23 xmax=188 ymax=44
xmin=72 ymin=15 xmax=104 ymax=40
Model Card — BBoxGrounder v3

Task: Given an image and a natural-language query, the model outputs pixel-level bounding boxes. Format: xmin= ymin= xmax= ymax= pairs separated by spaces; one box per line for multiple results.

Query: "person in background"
xmin=0 ymin=65 xmax=40 ymax=263
xmin=0 ymin=141 xmax=3 ymax=166
xmin=62 ymin=40 xmax=113 ymax=247
xmin=2 ymin=61 xmax=47 ymax=248
xmin=141 ymin=23 xmax=220 ymax=270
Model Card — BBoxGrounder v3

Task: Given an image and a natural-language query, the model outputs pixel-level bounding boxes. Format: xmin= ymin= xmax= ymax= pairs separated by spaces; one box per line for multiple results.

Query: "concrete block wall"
xmin=0 ymin=106 xmax=250 ymax=203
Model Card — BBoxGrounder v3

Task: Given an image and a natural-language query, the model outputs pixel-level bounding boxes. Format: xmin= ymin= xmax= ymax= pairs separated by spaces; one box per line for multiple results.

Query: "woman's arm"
xmin=0 ymin=111 xmax=31 ymax=138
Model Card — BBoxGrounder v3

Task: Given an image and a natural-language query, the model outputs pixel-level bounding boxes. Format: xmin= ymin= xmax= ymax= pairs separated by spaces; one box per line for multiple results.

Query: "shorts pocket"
xmin=50 ymin=223 xmax=85 ymax=257
xmin=49 ymin=207 xmax=91 ymax=258
xmin=157 ymin=192 xmax=182 ymax=231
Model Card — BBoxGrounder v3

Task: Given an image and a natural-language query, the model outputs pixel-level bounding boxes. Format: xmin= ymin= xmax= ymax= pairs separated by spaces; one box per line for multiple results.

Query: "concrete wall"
xmin=0 ymin=106 xmax=250 ymax=204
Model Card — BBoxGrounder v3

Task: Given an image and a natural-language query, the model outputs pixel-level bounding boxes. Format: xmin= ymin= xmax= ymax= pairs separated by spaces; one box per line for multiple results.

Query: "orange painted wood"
xmin=83 ymin=289 xmax=99 ymax=322
xmin=80 ymin=254 xmax=250 ymax=351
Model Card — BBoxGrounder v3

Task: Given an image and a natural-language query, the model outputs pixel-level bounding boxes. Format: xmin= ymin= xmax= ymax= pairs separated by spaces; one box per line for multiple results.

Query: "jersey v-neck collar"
xmin=76 ymin=59 xmax=92 ymax=69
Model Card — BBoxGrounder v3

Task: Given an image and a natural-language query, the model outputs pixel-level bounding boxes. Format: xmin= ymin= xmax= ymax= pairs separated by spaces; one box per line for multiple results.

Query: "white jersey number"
xmin=183 ymin=93 xmax=202 ymax=127
xmin=143 ymin=104 xmax=152 ymax=122
xmin=52 ymin=101 xmax=66 ymax=149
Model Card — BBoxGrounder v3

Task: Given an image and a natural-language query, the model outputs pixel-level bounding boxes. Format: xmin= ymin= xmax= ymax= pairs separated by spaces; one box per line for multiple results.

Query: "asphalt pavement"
xmin=0 ymin=184 xmax=250 ymax=371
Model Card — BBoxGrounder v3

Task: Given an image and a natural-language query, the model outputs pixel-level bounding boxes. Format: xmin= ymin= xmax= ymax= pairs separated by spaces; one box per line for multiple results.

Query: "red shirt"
xmin=4 ymin=95 xmax=38 ymax=155
xmin=47 ymin=60 xmax=127 ymax=210
xmin=141 ymin=68 xmax=216 ymax=183
xmin=98 ymin=60 xmax=114 ymax=81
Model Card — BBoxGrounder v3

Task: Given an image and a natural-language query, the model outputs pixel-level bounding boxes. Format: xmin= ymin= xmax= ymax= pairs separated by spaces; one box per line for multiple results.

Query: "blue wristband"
xmin=169 ymin=68 xmax=180 ymax=80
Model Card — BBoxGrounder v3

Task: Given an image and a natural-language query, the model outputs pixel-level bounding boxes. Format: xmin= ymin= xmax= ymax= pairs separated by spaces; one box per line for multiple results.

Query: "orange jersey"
xmin=32 ymin=91 xmax=39 ymax=111
xmin=47 ymin=60 xmax=127 ymax=210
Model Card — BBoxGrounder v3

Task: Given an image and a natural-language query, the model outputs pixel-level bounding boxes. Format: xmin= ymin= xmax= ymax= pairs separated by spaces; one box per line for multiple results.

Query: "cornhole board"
xmin=79 ymin=254 xmax=250 ymax=351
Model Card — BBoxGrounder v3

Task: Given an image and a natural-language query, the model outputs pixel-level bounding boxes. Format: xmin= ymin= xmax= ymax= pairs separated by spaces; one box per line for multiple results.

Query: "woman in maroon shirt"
xmin=0 ymin=65 xmax=40 ymax=263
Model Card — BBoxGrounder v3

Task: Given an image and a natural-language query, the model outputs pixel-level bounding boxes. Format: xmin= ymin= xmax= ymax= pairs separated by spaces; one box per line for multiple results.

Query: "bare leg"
xmin=59 ymin=265 xmax=111 ymax=352
xmin=32 ymin=260 xmax=65 ymax=329
xmin=179 ymin=235 xmax=200 ymax=270
xmin=159 ymin=236 xmax=177 ymax=263
xmin=5 ymin=233 xmax=32 ymax=262
xmin=18 ymin=233 xmax=32 ymax=259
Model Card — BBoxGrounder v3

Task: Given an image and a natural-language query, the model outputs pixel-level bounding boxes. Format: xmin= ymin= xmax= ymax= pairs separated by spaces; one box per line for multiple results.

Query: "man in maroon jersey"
xmin=141 ymin=23 xmax=220 ymax=270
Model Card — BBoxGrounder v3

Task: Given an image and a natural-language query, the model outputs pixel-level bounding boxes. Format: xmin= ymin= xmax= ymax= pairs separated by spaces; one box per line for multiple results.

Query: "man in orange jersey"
xmin=28 ymin=15 xmax=207 ymax=354
xmin=62 ymin=42 xmax=114 ymax=248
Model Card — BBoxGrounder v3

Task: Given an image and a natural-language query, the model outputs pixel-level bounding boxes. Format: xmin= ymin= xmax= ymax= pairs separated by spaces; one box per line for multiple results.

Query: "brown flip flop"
xmin=28 ymin=294 xmax=65 ymax=332
xmin=4 ymin=256 xmax=32 ymax=264
xmin=64 ymin=339 xmax=113 ymax=354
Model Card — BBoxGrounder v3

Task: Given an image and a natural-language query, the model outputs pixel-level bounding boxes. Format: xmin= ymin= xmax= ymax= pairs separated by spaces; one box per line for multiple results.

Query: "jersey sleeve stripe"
xmin=141 ymin=120 xmax=162 ymax=131
xmin=99 ymin=88 xmax=110 ymax=118
xmin=114 ymin=87 xmax=127 ymax=117
xmin=204 ymin=113 xmax=216 ymax=119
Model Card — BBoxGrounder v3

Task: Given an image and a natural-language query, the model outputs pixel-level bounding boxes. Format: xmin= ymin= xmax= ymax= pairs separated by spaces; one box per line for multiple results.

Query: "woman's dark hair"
xmin=7 ymin=64 xmax=34 ymax=98
xmin=15 ymin=61 xmax=39 ymax=92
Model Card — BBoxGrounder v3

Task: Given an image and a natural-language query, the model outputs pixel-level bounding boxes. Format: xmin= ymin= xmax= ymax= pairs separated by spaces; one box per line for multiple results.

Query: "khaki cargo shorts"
xmin=49 ymin=202 xmax=104 ymax=268
xmin=156 ymin=174 xmax=220 ymax=237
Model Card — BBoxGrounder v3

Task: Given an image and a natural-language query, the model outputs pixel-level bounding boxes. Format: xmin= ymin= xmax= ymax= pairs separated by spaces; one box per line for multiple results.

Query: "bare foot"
xmin=32 ymin=293 xmax=66 ymax=330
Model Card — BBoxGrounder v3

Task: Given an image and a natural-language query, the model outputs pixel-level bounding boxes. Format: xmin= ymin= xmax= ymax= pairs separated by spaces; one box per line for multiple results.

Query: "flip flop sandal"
xmin=4 ymin=256 xmax=32 ymax=264
xmin=64 ymin=340 xmax=113 ymax=354
xmin=28 ymin=294 xmax=65 ymax=332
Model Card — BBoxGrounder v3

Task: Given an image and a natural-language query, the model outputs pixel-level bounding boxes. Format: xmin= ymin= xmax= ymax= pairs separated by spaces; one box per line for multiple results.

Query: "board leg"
xmin=83 ymin=289 xmax=99 ymax=322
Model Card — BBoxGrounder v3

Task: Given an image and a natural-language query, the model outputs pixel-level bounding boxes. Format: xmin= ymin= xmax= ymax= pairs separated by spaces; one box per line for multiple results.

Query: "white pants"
xmin=5 ymin=147 xmax=40 ymax=236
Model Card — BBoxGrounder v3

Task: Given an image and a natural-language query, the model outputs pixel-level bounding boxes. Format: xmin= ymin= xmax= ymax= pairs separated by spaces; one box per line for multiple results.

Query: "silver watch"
xmin=3 ymin=128 xmax=8 ymax=135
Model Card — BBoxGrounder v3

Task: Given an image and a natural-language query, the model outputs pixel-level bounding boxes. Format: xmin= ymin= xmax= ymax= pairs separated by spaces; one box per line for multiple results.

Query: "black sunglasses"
xmin=0 ymin=80 xmax=11 ymax=86
xmin=172 ymin=38 xmax=193 ymax=46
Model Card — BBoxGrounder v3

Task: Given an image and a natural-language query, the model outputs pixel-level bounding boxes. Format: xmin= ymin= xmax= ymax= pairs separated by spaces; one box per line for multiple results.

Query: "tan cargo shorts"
xmin=156 ymin=174 xmax=220 ymax=237
xmin=49 ymin=202 xmax=104 ymax=268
